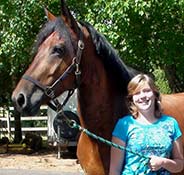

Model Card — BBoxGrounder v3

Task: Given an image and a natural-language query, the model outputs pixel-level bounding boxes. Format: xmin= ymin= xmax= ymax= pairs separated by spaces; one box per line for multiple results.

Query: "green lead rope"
xmin=67 ymin=119 xmax=151 ymax=175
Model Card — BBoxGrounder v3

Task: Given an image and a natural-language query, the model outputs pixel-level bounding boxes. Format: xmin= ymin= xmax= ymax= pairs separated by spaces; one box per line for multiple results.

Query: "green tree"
xmin=0 ymin=0 xmax=61 ymax=105
xmin=71 ymin=0 xmax=184 ymax=92
xmin=1 ymin=0 xmax=184 ymax=105
xmin=1 ymin=0 xmax=44 ymax=142
xmin=0 ymin=1 xmax=184 ymax=136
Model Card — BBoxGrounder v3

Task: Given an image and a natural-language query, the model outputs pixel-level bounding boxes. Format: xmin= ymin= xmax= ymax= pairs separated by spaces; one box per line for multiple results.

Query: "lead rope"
xmin=60 ymin=115 xmax=151 ymax=175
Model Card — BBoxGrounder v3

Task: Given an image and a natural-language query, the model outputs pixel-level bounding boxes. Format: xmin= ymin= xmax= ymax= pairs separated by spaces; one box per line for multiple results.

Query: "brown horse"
xmin=12 ymin=1 xmax=184 ymax=175
xmin=161 ymin=93 xmax=184 ymax=175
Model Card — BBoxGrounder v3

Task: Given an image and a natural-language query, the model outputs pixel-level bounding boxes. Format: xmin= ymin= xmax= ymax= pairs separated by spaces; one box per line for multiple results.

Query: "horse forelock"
xmin=81 ymin=22 xmax=136 ymax=93
xmin=32 ymin=17 xmax=74 ymax=56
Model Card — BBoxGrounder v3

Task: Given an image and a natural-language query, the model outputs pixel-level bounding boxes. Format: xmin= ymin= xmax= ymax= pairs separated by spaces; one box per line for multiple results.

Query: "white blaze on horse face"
xmin=132 ymin=83 xmax=155 ymax=111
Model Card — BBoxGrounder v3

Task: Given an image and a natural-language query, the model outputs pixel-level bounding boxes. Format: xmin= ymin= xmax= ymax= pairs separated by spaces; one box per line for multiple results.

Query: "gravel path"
xmin=0 ymin=152 xmax=84 ymax=175
xmin=0 ymin=169 xmax=84 ymax=175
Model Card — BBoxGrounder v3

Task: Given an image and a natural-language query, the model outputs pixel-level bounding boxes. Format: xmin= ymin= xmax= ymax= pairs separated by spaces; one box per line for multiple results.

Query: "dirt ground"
xmin=0 ymin=149 xmax=84 ymax=174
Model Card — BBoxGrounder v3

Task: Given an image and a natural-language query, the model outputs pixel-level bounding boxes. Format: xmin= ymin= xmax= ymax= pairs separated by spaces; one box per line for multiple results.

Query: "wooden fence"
xmin=0 ymin=106 xmax=48 ymax=139
xmin=0 ymin=105 xmax=78 ymax=158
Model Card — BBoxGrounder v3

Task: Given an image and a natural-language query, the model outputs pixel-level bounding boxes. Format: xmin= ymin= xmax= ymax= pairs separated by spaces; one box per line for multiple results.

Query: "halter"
xmin=22 ymin=26 xmax=84 ymax=112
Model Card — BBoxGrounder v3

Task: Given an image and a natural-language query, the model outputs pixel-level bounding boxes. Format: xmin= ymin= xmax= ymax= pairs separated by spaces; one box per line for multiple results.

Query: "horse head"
xmin=12 ymin=0 xmax=83 ymax=115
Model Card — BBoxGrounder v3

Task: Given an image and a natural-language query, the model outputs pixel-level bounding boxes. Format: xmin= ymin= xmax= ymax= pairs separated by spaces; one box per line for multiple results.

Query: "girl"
xmin=109 ymin=74 xmax=184 ymax=175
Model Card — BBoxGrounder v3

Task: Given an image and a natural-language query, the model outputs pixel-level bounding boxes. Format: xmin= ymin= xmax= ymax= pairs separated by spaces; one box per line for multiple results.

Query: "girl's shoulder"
xmin=159 ymin=114 xmax=181 ymax=132
xmin=160 ymin=114 xmax=179 ymax=123
xmin=160 ymin=114 xmax=182 ymax=140
xmin=118 ymin=114 xmax=134 ymax=123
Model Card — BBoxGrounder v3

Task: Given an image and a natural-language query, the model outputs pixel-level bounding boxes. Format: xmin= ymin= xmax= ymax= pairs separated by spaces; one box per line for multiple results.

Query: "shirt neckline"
xmin=131 ymin=115 xmax=162 ymax=127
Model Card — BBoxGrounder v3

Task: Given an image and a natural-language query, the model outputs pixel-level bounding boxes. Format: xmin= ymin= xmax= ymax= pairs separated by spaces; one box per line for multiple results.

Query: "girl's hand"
xmin=149 ymin=156 xmax=164 ymax=171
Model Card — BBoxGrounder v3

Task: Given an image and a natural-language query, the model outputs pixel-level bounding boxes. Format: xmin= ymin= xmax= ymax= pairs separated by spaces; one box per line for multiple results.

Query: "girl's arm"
xmin=149 ymin=137 xmax=184 ymax=173
xmin=109 ymin=136 xmax=126 ymax=175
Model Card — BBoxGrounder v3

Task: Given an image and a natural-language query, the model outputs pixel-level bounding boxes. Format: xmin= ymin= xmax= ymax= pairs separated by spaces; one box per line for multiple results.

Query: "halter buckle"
xmin=45 ymin=87 xmax=55 ymax=99
xmin=78 ymin=40 xmax=84 ymax=50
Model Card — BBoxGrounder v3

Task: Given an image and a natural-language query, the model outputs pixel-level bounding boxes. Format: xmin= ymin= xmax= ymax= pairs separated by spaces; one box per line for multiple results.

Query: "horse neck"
xmin=77 ymin=48 xmax=128 ymax=135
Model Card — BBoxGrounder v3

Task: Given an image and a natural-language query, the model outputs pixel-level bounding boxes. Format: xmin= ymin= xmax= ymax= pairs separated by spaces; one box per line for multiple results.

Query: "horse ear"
xmin=60 ymin=0 xmax=80 ymax=36
xmin=44 ymin=8 xmax=56 ymax=21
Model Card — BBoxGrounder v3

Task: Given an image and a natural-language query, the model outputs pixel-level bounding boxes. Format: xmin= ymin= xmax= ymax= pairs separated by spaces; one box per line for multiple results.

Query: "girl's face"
xmin=132 ymin=83 xmax=155 ymax=111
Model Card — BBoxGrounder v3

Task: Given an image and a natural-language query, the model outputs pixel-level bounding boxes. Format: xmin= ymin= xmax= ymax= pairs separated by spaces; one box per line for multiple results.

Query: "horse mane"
xmin=81 ymin=22 xmax=137 ymax=93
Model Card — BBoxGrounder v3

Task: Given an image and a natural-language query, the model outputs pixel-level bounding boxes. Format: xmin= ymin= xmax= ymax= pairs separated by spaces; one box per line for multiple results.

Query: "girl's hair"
xmin=127 ymin=74 xmax=162 ymax=118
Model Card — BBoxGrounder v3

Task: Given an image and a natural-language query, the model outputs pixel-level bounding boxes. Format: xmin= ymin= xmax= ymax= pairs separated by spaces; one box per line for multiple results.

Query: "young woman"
xmin=109 ymin=74 xmax=184 ymax=175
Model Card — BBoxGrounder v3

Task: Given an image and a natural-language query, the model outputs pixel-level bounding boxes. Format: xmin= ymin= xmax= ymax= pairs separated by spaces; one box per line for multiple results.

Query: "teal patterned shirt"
xmin=112 ymin=115 xmax=182 ymax=175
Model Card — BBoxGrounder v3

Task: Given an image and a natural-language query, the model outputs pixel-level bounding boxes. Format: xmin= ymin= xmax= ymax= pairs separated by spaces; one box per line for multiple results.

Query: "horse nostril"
xmin=17 ymin=93 xmax=26 ymax=108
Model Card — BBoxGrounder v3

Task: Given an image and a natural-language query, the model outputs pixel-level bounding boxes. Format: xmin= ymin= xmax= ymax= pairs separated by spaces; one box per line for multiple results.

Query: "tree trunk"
xmin=163 ymin=65 xmax=182 ymax=93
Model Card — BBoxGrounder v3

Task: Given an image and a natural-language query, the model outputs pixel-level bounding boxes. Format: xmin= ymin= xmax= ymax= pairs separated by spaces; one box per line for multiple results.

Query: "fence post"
xmin=7 ymin=113 xmax=11 ymax=139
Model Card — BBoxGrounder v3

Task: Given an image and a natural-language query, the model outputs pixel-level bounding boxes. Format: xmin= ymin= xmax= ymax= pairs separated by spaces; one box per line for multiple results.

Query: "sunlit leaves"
xmin=0 ymin=0 xmax=184 ymax=106
xmin=0 ymin=0 xmax=45 ymax=105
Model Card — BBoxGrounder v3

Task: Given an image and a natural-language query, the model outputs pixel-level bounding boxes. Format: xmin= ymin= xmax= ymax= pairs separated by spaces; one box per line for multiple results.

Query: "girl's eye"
xmin=52 ymin=45 xmax=65 ymax=58
xmin=143 ymin=88 xmax=152 ymax=93
xmin=133 ymin=88 xmax=152 ymax=95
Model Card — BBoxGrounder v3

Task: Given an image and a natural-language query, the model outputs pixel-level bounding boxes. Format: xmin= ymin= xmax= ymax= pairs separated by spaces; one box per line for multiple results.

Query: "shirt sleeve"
xmin=172 ymin=118 xmax=182 ymax=141
xmin=112 ymin=116 xmax=129 ymax=142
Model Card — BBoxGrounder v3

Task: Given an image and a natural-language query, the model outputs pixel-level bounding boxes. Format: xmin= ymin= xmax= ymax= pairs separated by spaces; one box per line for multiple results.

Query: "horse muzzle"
xmin=12 ymin=87 xmax=44 ymax=116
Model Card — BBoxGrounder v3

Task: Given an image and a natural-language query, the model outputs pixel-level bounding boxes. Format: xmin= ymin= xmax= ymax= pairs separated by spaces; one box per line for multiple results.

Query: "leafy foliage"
xmin=0 ymin=0 xmax=184 ymax=106
xmin=0 ymin=0 xmax=43 ymax=105
xmin=0 ymin=0 xmax=58 ymax=105
xmin=74 ymin=0 xmax=184 ymax=92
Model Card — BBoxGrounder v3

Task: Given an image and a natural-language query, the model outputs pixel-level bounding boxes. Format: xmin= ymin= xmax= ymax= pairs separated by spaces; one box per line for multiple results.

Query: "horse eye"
xmin=52 ymin=45 xmax=65 ymax=58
